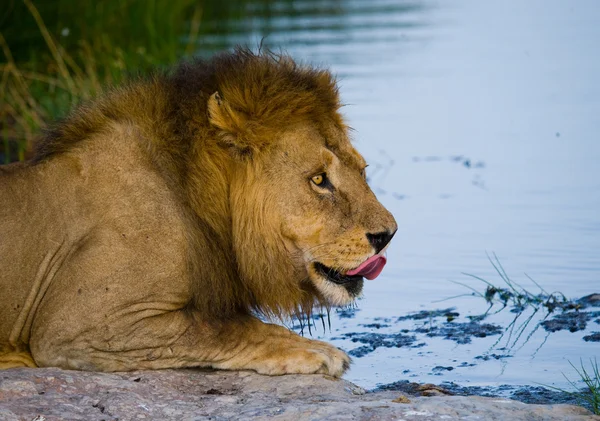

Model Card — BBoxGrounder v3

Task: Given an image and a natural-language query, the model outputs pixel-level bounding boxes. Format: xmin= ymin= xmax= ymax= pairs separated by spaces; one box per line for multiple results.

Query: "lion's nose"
xmin=366 ymin=230 xmax=396 ymax=254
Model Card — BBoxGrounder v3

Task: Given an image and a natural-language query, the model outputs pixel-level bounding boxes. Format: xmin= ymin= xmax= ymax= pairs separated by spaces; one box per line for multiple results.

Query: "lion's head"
xmin=232 ymin=122 xmax=398 ymax=309
xmin=175 ymin=49 xmax=397 ymax=318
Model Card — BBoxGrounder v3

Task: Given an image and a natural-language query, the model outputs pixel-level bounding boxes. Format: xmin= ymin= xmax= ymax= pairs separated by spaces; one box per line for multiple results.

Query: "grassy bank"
xmin=1 ymin=0 xmax=208 ymax=163
xmin=2 ymin=0 xmax=286 ymax=163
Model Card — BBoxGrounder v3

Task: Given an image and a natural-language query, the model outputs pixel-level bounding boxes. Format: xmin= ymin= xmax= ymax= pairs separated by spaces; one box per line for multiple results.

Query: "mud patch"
xmin=583 ymin=332 xmax=600 ymax=342
xmin=359 ymin=323 xmax=391 ymax=329
xmin=474 ymin=353 xmax=512 ymax=361
xmin=415 ymin=321 xmax=503 ymax=344
xmin=541 ymin=311 xmax=600 ymax=333
xmin=334 ymin=307 xmax=505 ymax=357
xmin=396 ymin=308 xmax=460 ymax=322
xmin=334 ymin=332 xmax=422 ymax=357
xmin=578 ymin=293 xmax=600 ymax=308
xmin=335 ymin=306 xmax=506 ymax=357
xmin=375 ymin=381 xmax=590 ymax=410
xmin=431 ymin=366 xmax=454 ymax=373
xmin=444 ymin=383 xmax=589 ymax=408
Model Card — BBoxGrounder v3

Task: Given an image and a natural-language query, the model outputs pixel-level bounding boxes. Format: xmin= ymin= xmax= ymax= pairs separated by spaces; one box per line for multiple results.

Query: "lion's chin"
xmin=309 ymin=263 xmax=364 ymax=306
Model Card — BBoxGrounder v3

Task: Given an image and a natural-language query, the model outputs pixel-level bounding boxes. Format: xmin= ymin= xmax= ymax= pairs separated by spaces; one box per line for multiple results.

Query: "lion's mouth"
xmin=314 ymin=262 xmax=363 ymax=285
xmin=312 ymin=254 xmax=387 ymax=301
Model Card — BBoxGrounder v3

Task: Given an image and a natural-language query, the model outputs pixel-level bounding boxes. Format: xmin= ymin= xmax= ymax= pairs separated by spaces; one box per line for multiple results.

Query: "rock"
xmin=0 ymin=367 xmax=597 ymax=421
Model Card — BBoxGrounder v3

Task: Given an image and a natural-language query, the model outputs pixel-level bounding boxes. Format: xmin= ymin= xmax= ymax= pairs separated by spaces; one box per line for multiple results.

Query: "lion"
xmin=0 ymin=48 xmax=397 ymax=377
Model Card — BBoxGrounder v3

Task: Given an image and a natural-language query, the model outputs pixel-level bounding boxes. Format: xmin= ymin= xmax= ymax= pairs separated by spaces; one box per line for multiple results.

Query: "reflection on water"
xmin=196 ymin=0 xmax=600 ymax=390
xmin=195 ymin=1 xmax=431 ymax=58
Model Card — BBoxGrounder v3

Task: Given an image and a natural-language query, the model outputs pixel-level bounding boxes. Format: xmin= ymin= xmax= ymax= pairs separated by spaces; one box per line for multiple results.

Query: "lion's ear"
xmin=207 ymin=91 xmax=265 ymax=154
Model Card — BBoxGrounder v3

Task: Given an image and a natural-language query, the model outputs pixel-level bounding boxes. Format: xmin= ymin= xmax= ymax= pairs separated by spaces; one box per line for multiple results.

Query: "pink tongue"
xmin=346 ymin=255 xmax=387 ymax=280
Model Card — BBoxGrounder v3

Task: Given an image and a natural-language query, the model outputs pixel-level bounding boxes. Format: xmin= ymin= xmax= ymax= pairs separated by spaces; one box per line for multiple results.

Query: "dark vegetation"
xmin=0 ymin=0 xmax=304 ymax=163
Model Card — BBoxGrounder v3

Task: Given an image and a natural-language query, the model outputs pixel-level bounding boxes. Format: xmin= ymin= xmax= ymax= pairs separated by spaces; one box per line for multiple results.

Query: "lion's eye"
xmin=310 ymin=172 xmax=334 ymax=191
xmin=311 ymin=173 xmax=326 ymax=186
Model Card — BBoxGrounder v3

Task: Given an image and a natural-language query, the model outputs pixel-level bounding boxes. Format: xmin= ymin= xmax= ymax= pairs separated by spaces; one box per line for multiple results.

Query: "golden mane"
xmin=33 ymin=48 xmax=346 ymax=321
xmin=35 ymin=48 xmax=343 ymax=161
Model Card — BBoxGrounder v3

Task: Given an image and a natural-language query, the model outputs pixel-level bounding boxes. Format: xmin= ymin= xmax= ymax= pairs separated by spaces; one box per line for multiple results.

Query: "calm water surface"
xmin=199 ymin=0 xmax=600 ymax=390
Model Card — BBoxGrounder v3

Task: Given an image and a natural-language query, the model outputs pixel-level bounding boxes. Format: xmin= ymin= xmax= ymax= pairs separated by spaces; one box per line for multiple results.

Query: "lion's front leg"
xmin=31 ymin=310 xmax=350 ymax=377
xmin=208 ymin=317 xmax=350 ymax=377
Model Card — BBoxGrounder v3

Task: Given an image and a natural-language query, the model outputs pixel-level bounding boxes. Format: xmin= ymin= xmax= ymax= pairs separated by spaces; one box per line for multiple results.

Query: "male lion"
xmin=0 ymin=48 xmax=396 ymax=376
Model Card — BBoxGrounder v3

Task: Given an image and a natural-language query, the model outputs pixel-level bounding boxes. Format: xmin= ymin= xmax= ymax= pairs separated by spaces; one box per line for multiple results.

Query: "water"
xmin=193 ymin=0 xmax=600 ymax=391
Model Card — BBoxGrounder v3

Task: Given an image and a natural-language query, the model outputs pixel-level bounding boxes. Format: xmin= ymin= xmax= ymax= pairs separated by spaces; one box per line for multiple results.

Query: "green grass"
xmin=0 ymin=0 xmax=203 ymax=162
xmin=0 ymin=0 xmax=335 ymax=162
xmin=544 ymin=358 xmax=600 ymax=415
xmin=451 ymin=252 xmax=580 ymax=317
xmin=446 ymin=253 xmax=591 ymax=354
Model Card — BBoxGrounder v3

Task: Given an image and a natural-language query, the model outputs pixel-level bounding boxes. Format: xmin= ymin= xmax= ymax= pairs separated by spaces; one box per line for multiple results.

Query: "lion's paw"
xmin=234 ymin=338 xmax=350 ymax=377
xmin=262 ymin=343 xmax=350 ymax=377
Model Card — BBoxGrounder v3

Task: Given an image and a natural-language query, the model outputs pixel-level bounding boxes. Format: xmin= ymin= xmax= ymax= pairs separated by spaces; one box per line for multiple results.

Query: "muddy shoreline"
xmin=377 ymin=379 xmax=585 ymax=408
xmin=330 ymin=292 xmax=600 ymax=413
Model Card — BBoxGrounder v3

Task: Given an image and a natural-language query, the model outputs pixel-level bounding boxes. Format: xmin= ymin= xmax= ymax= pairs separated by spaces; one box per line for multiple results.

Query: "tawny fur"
xmin=34 ymin=49 xmax=346 ymax=319
xmin=0 ymin=48 xmax=396 ymax=375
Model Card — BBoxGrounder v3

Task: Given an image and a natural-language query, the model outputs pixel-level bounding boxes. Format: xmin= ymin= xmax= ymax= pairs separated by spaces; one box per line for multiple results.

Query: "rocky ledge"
xmin=0 ymin=368 xmax=597 ymax=421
